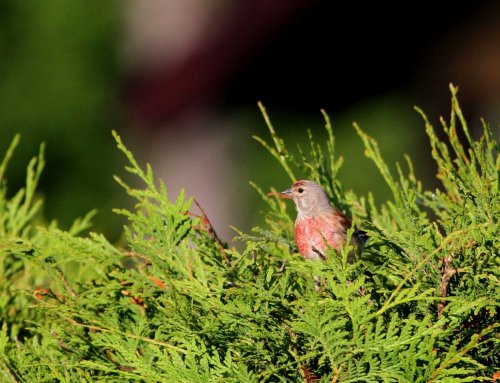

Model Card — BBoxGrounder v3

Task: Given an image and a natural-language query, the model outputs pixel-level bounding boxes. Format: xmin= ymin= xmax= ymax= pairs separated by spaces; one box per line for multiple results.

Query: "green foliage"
xmin=0 ymin=86 xmax=498 ymax=382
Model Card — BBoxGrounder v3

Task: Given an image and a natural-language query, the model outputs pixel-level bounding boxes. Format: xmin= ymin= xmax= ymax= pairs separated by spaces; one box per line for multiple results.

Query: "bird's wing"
xmin=331 ymin=210 xmax=352 ymax=233
xmin=331 ymin=210 xmax=368 ymax=248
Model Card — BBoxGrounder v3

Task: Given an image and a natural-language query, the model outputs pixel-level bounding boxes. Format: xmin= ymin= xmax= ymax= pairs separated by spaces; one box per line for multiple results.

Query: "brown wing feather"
xmin=332 ymin=210 xmax=352 ymax=232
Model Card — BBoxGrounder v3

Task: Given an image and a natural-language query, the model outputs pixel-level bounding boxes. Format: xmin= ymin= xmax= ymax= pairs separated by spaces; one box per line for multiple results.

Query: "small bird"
xmin=278 ymin=180 xmax=367 ymax=260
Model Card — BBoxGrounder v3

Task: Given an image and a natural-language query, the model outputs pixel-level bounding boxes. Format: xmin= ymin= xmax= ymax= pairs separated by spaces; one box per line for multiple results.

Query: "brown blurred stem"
xmin=193 ymin=198 xmax=231 ymax=266
xmin=437 ymin=254 xmax=455 ymax=319
xmin=55 ymin=266 xmax=77 ymax=299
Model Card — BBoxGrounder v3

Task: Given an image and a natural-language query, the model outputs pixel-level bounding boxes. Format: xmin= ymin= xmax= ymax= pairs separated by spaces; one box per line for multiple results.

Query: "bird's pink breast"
xmin=294 ymin=214 xmax=347 ymax=259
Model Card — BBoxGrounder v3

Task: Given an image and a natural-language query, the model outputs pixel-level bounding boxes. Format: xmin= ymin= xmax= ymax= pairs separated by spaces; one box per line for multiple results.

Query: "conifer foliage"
xmin=0 ymin=86 xmax=498 ymax=381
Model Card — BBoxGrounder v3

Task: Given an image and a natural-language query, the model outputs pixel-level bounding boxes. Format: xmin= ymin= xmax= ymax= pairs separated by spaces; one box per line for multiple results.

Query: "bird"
xmin=277 ymin=180 xmax=367 ymax=261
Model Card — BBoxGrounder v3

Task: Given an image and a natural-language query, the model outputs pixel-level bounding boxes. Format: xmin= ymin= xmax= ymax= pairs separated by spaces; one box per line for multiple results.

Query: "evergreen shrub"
xmin=0 ymin=86 xmax=498 ymax=382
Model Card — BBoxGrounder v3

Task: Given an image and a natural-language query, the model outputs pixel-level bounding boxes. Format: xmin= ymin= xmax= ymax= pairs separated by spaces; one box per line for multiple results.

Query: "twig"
xmin=257 ymin=102 xmax=296 ymax=181
xmin=54 ymin=266 xmax=77 ymax=299
xmin=0 ymin=359 xmax=19 ymax=383
xmin=192 ymin=198 xmax=231 ymax=266
xmin=46 ymin=304 xmax=188 ymax=354
xmin=437 ymin=254 xmax=455 ymax=319
xmin=375 ymin=224 xmax=486 ymax=318
xmin=331 ymin=365 xmax=343 ymax=383
xmin=429 ymin=323 xmax=498 ymax=380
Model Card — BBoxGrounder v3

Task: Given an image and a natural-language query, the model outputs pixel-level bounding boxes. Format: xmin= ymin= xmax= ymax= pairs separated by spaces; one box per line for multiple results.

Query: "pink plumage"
xmin=279 ymin=180 xmax=365 ymax=260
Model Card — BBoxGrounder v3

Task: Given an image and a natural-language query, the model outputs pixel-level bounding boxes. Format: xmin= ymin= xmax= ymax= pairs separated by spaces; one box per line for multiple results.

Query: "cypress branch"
xmin=0 ymin=88 xmax=497 ymax=381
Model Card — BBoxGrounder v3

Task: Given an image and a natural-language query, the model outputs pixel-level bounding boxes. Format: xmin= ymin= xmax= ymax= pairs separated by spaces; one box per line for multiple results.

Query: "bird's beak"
xmin=278 ymin=188 xmax=293 ymax=199
xmin=266 ymin=188 xmax=293 ymax=199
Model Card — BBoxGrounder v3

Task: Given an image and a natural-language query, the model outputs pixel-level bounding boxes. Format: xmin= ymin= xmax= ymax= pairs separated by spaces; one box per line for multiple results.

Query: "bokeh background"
xmin=1 ymin=0 xmax=498 ymax=241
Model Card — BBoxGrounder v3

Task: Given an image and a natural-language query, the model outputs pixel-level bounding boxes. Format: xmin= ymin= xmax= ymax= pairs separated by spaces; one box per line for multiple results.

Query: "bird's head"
xmin=278 ymin=180 xmax=332 ymax=218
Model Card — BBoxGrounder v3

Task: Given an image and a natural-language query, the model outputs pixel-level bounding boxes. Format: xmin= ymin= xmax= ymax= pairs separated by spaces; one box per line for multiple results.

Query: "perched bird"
xmin=278 ymin=180 xmax=367 ymax=260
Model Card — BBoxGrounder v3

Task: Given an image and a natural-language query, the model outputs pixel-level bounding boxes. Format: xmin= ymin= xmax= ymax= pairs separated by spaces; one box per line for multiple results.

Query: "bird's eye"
xmin=298 ymin=188 xmax=304 ymax=193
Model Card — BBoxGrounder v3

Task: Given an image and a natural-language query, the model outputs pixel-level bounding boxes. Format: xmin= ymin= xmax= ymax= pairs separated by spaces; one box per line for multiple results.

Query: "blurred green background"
xmin=0 ymin=1 xmax=124 ymax=237
xmin=0 ymin=1 xmax=498 ymax=241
